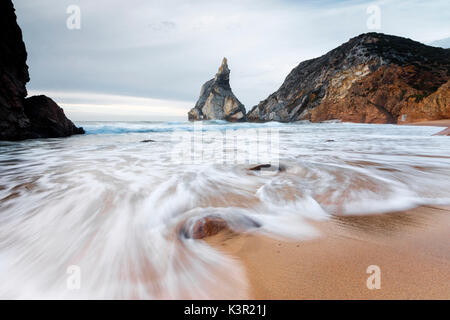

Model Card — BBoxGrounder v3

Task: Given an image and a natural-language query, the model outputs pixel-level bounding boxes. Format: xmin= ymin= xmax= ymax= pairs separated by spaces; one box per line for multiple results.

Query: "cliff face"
xmin=188 ymin=58 xmax=246 ymax=122
xmin=0 ymin=0 xmax=30 ymax=140
xmin=0 ymin=0 xmax=83 ymax=141
xmin=247 ymin=33 xmax=450 ymax=124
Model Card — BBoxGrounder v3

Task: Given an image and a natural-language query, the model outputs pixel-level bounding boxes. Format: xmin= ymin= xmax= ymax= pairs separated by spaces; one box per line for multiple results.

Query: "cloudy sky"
xmin=14 ymin=0 xmax=450 ymax=120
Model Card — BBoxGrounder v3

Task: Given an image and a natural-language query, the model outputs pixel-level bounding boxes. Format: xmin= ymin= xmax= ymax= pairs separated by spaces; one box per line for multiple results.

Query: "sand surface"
xmin=207 ymin=206 xmax=450 ymax=299
xmin=407 ymin=119 xmax=450 ymax=127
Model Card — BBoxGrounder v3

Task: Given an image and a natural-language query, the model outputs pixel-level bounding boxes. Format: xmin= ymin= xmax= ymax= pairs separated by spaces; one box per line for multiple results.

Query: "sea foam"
xmin=0 ymin=121 xmax=449 ymax=298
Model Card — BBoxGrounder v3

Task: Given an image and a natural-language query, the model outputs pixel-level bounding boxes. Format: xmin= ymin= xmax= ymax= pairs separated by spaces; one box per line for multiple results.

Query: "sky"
xmin=14 ymin=0 xmax=450 ymax=121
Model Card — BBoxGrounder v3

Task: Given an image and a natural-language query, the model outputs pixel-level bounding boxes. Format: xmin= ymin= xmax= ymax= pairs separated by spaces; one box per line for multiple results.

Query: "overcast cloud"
xmin=14 ymin=0 xmax=450 ymax=120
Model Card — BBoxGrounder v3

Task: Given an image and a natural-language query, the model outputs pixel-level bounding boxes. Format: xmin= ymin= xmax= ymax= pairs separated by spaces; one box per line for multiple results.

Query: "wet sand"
xmin=406 ymin=119 xmax=450 ymax=135
xmin=207 ymin=205 xmax=450 ymax=299
xmin=407 ymin=119 xmax=450 ymax=127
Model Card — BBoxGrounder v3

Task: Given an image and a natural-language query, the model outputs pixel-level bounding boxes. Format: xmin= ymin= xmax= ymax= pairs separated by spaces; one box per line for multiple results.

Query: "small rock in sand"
xmin=191 ymin=216 xmax=229 ymax=239
xmin=249 ymin=164 xmax=272 ymax=171
xmin=248 ymin=164 xmax=286 ymax=172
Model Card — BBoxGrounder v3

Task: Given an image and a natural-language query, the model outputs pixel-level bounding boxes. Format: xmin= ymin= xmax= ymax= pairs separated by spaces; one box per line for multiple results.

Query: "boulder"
xmin=248 ymin=164 xmax=272 ymax=171
xmin=191 ymin=216 xmax=229 ymax=239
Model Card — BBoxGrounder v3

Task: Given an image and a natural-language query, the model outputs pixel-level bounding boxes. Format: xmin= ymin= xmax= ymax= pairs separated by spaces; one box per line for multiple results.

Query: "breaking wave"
xmin=0 ymin=121 xmax=449 ymax=298
xmin=82 ymin=120 xmax=287 ymax=135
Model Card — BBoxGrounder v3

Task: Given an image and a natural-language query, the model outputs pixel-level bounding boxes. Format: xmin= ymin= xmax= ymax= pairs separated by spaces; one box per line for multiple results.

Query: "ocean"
xmin=0 ymin=120 xmax=449 ymax=298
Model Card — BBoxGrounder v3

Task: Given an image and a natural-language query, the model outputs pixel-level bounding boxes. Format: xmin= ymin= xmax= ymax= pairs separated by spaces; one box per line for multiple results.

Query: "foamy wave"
xmin=0 ymin=121 xmax=449 ymax=298
xmin=80 ymin=120 xmax=288 ymax=135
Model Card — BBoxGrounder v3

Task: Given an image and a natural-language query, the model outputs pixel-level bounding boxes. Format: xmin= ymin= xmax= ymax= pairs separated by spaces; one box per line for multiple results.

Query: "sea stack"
xmin=188 ymin=58 xmax=246 ymax=122
xmin=0 ymin=0 xmax=84 ymax=141
xmin=247 ymin=33 xmax=450 ymax=124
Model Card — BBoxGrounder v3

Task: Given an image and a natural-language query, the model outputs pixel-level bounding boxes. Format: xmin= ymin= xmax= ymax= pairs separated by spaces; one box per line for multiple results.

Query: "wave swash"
xmin=0 ymin=121 xmax=449 ymax=298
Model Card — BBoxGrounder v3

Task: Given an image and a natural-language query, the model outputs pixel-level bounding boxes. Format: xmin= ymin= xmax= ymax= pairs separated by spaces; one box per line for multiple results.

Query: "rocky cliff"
xmin=0 ymin=0 xmax=84 ymax=141
xmin=188 ymin=58 xmax=246 ymax=122
xmin=247 ymin=33 xmax=450 ymax=124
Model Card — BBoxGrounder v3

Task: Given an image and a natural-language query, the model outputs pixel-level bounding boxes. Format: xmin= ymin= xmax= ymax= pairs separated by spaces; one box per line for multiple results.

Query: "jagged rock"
xmin=0 ymin=0 xmax=30 ymax=140
xmin=414 ymin=79 xmax=450 ymax=122
xmin=248 ymin=163 xmax=286 ymax=173
xmin=0 ymin=0 xmax=83 ymax=141
xmin=247 ymin=33 xmax=450 ymax=124
xmin=188 ymin=58 xmax=246 ymax=122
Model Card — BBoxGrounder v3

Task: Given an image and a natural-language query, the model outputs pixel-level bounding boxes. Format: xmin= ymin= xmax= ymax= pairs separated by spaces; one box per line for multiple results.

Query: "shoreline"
xmin=403 ymin=119 xmax=450 ymax=127
xmin=207 ymin=205 xmax=450 ymax=299
xmin=404 ymin=119 xmax=450 ymax=135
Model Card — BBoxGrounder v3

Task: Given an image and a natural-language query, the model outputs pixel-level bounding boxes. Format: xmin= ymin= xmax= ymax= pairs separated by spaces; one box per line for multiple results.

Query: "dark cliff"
xmin=0 ymin=0 xmax=84 ymax=141
xmin=247 ymin=33 xmax=450 ymax=124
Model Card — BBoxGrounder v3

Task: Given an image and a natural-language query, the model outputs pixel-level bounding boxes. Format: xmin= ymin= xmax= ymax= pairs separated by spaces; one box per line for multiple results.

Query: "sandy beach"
xmin=407 ymin=119 xmax=450 ymax=127
xmin=407 ymin=119 xmax=450 ymax=135
xmin=207 ymin=205 xmax=450 ymax=299
xmin=2 ymin=121 xmax=449 ymax=299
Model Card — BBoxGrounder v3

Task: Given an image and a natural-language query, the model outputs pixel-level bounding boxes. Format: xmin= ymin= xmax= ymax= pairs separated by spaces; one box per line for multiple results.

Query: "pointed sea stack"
xmin=188 ymin=58 xmax=246 ymax=122
xmin=0 ymin=0 xmax=84 ymax=141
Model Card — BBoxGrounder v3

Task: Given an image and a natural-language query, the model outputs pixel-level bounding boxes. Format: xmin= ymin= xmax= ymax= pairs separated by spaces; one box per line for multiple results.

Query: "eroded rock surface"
xmin=188 ymin=58 xmax=246 ymax=122
xmin=247 ymin=33 xmax=450 ymax=124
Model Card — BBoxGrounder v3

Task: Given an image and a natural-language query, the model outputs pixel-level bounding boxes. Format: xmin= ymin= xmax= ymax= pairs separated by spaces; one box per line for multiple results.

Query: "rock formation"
xmin=188 ymin=58 xmax=246 ymax=122
xmin=23 ymin=95 xmax=84 ymax=138
xmin=0 ymin=0 xmax=84 ymax=141
xmin=247 ymin=33 xmax=450 ymax=124
xmin=183 ymin=214 xmax=261 ymax=239
xmin=190 ymin=216 xmax=229 ymax=239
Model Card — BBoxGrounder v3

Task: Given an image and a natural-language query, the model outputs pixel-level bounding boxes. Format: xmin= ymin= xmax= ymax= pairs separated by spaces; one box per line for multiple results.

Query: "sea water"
xmin=0 ymin=121 xmax=449 ymax=298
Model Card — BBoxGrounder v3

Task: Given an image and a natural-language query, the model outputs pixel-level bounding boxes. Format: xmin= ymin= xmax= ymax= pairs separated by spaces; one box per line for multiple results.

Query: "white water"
xmin=0 ymin=121 xmax=449 ymax=299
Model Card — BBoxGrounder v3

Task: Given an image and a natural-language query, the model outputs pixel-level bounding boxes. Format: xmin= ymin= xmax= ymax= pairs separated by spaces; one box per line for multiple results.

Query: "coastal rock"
xmin=188 ymin=58 xmax=246 ymax=122
xmin=23 ymin=96 xmax=85 ymax=138
xmin=248 ymin=164 xmax=272 ymax=171
xmin=433 ymin=127 xmax=450 ymax=136
xmin=413 ymin=79 xmax=450 ymax=122
xmin=0 ymin=0 xmax=83 ymax=141
xmin=0 ymin=0 xmax=30 ymax=140
xmin=187 ymin=214 xmax=262 ymax=239
xmin=190 ymin=216 xmax=229 ymax=239
xmin=247 ymin=33 xmax=450 ymax=124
